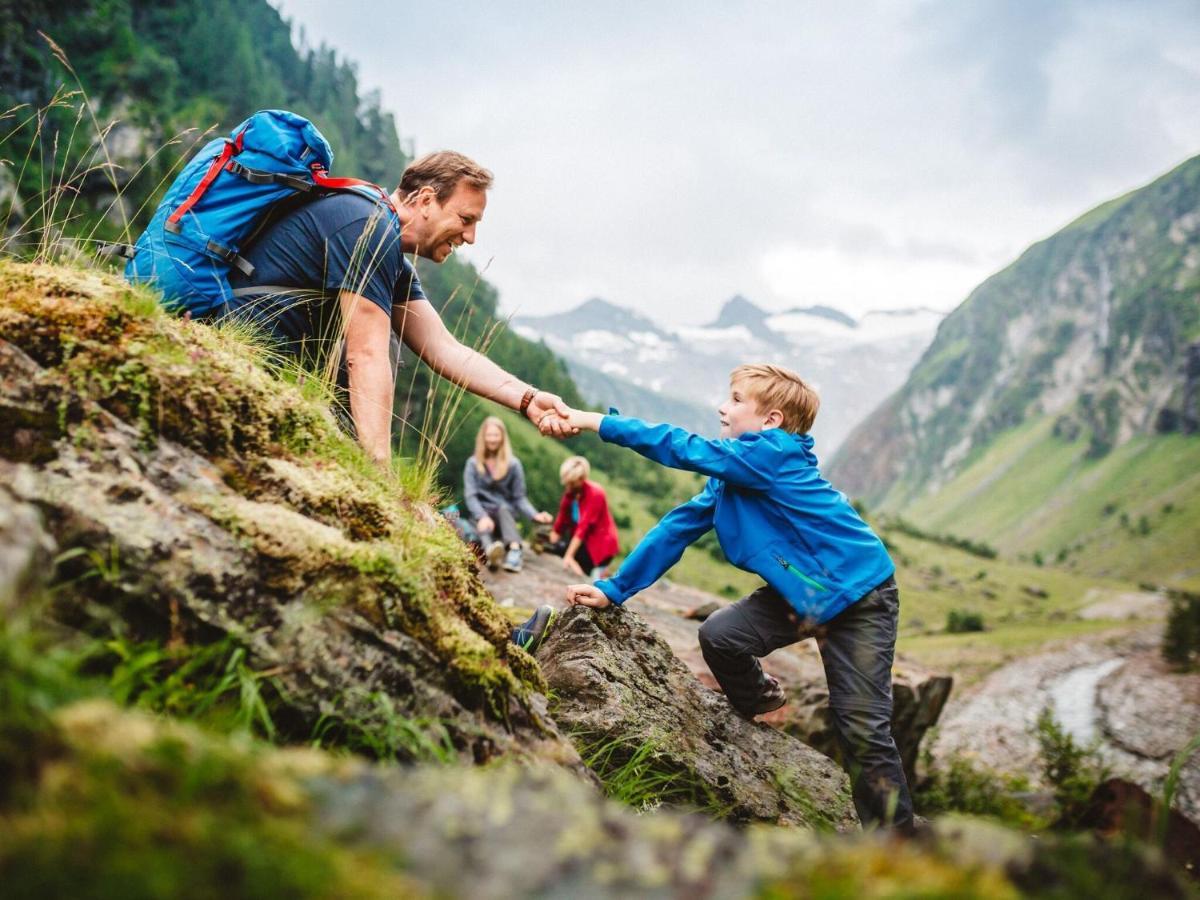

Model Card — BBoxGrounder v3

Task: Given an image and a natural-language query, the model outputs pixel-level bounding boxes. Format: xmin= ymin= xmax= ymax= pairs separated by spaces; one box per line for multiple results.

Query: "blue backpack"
xmin=123 ymin=109 xmax=396 ymax=317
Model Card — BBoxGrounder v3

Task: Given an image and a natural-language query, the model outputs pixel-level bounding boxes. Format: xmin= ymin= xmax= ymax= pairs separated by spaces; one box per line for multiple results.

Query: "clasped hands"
xmin=523 ymin=392 xmax=604 ymax=438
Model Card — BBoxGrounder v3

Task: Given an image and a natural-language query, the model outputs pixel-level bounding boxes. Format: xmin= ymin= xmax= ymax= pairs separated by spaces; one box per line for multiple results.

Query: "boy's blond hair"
xmin=559 ymin=455 xmax=590 ymax=486
xmin=730 ymin=364 xmax=820 ymax=434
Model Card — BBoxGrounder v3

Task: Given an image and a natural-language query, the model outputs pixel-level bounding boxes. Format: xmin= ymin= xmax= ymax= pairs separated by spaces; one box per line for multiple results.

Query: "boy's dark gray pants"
xmin=698 ymin=576 xmax=913 ymax=829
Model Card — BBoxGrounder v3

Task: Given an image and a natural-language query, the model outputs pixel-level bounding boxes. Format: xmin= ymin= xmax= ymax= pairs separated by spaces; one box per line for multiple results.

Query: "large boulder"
xmin=491 ymin=552 xmax=953 ymax=788
xmin=536 ymin=605 xmax=859 ymax=830
xmin=0 ymin=263 xmax=575 ymax=770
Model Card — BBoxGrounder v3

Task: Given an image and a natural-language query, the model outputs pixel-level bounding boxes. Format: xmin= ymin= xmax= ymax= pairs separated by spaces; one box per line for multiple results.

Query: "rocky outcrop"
xmin=537 ymin=606 xmax=859 ymax=830
xmin=0 ymin=263 xmax=568 ymax=768
xmin=772 ymin=661 xmax=952 ymax=789
xmin=488 ymin=552 xmax=952 ymax=790
xmin=931 ymin=629 xmax=1200 ymax=827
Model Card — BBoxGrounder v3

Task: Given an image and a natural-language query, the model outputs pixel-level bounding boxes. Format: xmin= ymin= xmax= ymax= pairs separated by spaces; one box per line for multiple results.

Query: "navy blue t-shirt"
xmin=227 ymin=192 xmax=424 ymax=361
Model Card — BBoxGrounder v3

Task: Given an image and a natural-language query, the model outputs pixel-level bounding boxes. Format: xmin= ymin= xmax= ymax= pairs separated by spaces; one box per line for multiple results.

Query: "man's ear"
xmin=764 ymin=409 xmax=785 ymax=429
xmin=414 ymin=185 xmax=436 ymax=215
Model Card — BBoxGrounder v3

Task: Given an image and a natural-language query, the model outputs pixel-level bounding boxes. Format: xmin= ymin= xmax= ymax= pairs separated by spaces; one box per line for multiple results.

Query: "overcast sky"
xmin=274 ymin=0 xmax=1200 ymax=325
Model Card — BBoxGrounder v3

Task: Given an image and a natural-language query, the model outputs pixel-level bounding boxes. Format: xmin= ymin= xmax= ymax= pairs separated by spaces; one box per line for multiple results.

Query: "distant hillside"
xmin=828 ymin=155 xmax=1200 ymax=589
xmin=516 ymin=296 xmax=943 ymax=454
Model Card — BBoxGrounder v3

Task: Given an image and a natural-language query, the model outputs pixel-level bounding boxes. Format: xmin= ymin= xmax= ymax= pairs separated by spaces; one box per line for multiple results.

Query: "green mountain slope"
xmin=901 ymin=416 xmax=1200 ymax=590
xmin=828 ymin=155 xmax=1200 ymax=587
xmin=830 ymin=154 xmax=1200 ymax=507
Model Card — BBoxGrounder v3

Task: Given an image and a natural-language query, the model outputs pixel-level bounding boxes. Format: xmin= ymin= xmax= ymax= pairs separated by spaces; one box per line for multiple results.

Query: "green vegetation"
xmin=945 ymin=609 xmax=985 ymax=634
xmin=918 ymin=709 xmax=1111 ymax=834
xmin=1034 ymin=708 xmax=1110 ymax=830
xmin=1162 ymin=589 xmax=1200 ymax=671
xmin=575 ymin=732 xmax=727 ymax=816
xmin=915 ymin=754 xmax=1046 ymax=829
xmin=880 ymin=526 xmax=1145 ymax=685
xmin=0 ymin=615 xmax=416 ymax=898
xmin=900 ymin=415 xmax=1200 ymax=592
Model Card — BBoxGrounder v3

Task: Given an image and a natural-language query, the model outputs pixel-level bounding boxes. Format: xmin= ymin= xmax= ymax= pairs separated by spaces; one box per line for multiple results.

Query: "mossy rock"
xmin=0 ymin=261 xmax=565 ymax=767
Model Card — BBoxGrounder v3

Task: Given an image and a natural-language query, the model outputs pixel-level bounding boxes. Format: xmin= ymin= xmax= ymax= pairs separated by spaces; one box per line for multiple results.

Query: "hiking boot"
xmin=485 ymin=541 xmax=505 ymax=571
xmin=754 ymin=675 xmax=787 ymax=716
xmin=502 ymin=544 xmax=523 ymax=573
xmin=512 ymin=604 xmax=556 ymax=653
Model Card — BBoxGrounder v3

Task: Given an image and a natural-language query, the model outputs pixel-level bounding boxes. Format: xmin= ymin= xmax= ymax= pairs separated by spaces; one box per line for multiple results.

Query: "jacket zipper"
xmin=775 ymin=555 xmax=829 ymax=592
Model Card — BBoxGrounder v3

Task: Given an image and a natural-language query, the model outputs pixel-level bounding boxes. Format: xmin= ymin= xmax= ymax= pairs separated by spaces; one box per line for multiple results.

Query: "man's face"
xmin=718 ymin=381 xmax=771 ymax=439
xmin=413 ymin=180 xmax=487 ymax=262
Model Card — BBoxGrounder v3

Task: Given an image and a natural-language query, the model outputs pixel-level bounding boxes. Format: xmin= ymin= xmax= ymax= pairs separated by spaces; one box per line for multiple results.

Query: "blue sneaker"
xmin=511 ymin=604 xmax=556 ymax=653
xmin=502 ymin=544 xmax=523 ymax=573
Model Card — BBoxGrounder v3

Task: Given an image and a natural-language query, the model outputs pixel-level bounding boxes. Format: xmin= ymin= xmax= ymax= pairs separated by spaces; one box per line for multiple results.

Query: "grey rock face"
xmin=0 ymin=335 xmax=573 ymax=769
xmin=537 ymin=606 xmax=859 ymax=830
xmin=0 ymin=487 xmax=55 ymax=612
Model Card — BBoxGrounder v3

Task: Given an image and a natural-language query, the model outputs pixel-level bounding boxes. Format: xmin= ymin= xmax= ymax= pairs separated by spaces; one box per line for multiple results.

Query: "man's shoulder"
xmin=310 ymin=191 xmax=399 ymax=231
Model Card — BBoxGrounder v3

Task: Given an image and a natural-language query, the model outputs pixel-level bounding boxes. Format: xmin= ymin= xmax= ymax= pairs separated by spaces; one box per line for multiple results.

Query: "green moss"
xmin=1 ymin=261 xmax=546 ymax=751
xmin=0 ymin=702 xmax=417 ymax=899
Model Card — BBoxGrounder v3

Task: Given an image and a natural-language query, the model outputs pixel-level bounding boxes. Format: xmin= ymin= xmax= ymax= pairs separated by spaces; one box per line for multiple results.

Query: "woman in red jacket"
xmin=549 ymin=456 xmax=620 ymax=577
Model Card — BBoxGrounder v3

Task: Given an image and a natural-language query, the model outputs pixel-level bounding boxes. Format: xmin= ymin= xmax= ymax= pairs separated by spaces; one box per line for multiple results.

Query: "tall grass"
xmin=575 ymin=731 xmax=729 ymax=816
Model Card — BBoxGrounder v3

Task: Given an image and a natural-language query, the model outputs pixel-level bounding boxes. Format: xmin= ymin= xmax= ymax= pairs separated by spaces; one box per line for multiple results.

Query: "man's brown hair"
xmin=398 ymin=151 xmax=493 ymax=202
xmin=730 ymin=363 xmax=820 ymax=434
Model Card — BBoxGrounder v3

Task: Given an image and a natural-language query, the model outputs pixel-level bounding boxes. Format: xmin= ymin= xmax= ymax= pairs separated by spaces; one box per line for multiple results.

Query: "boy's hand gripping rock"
xmin=565 ymin=583 xmax=611 ymax=609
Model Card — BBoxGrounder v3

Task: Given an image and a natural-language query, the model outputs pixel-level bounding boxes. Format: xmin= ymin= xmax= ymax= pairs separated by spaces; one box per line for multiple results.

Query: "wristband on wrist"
xmin=519 ymin=386 xmax=539 ymax=417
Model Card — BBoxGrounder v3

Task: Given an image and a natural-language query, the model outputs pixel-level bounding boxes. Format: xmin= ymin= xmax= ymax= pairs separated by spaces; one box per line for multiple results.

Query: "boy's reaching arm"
xmin=565 ymin=408 xmax=779 ymax=490
xmin=575 ymin=481 xmax=718 ymax=607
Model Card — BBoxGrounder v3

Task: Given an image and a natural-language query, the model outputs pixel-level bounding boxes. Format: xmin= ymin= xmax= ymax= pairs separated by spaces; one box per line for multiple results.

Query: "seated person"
xmin=547 ymin=456 xmax=620 ymax=577
xmin=463 ymin=416 xmax=551 ymax=572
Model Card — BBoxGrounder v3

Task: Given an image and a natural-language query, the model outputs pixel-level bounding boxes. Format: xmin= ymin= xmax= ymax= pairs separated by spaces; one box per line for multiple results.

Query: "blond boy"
xmin=563 ymin=364 xmax=912 ymax=829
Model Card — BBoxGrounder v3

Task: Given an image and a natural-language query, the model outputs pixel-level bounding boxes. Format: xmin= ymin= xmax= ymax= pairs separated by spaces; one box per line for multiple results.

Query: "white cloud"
xmin=274 ymin=0 xmax=1200 ymax=326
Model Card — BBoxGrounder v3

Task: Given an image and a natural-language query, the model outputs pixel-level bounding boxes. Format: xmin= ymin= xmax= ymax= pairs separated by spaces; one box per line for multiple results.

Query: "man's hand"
xmin=527 ymin=391 xmax=575 ymax=438
xmin=562 ymin=556 xmax=585 ymax=576
xmin=533 ymin=511 xmax=553 ymax=524
xmin=548 ymin=530 xmax=560 ymax=544
xmin=477 ymin=514 xmax=495 ymax=535
xmin=566 ymin=583 xmax=611 ymax=608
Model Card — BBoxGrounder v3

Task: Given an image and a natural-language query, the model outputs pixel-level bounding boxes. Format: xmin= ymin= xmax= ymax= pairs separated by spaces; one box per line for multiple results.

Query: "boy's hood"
xmin=742 ymin=427 xmax=819 ymax=466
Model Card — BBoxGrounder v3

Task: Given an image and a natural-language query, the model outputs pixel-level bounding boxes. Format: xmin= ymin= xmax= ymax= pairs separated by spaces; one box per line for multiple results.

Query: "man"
xmin=225 ymin=150 xmax=570 ymax=460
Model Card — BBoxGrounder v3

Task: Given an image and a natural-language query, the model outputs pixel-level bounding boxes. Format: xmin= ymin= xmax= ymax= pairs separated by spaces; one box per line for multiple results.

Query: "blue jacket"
xmin=593 ymin=416 xmax=894 ymax=623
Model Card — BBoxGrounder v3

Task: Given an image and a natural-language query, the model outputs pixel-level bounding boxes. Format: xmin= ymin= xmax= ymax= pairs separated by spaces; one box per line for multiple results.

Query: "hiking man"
xmin=220 ymin=149 xmax=571 ymax=460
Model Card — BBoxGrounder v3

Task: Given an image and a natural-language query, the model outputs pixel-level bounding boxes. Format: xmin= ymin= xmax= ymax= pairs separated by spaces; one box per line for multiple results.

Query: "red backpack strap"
xmin=310 ymin=165 xmax=397 ymax=213
xmin=165 ymin=129 xmax=246 ymax=233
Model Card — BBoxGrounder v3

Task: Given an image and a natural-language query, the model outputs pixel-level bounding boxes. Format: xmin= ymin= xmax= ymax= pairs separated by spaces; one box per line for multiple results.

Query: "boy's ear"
xmin=764 ymin=408 xmax=785 ymax=429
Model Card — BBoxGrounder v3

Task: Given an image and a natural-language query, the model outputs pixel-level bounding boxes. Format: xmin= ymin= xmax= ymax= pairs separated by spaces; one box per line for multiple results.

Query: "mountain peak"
xmin=513 ymin=296 xmax=670 ymax=339
xmin=711 ymin=294 xmax=767 ymax=329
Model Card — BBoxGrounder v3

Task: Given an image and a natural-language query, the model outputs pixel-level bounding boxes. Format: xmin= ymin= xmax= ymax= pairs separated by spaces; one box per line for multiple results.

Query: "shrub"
xmin=946 ymin=609 xmax=985 ymax=633
xmin=1162 ymin=590 xmax=1200 ymax=671
xmin=915 ymin=755 xmax=1045 ymax=828
xmin=1034 ymin=708 xmax=1109 ymax=829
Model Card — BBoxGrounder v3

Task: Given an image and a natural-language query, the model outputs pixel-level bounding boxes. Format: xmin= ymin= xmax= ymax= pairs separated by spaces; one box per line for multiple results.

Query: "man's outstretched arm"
xmin=394 ymin=299 xmax=572 ymax=434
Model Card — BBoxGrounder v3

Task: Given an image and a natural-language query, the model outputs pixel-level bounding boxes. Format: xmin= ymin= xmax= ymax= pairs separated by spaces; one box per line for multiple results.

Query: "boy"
xmin=562 ymin=364 xmax=912 ymax=830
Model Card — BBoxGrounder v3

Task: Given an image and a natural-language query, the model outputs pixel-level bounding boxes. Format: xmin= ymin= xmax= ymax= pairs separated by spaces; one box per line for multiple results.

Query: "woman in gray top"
xmin=463 ymin=416 xmax=552 ymax=572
